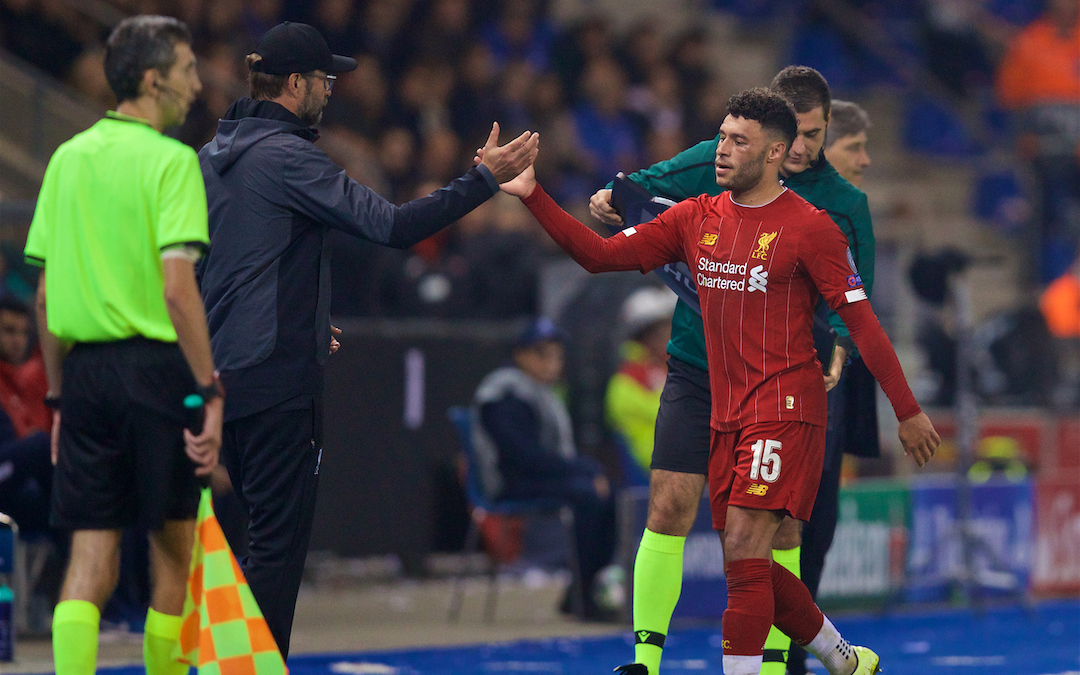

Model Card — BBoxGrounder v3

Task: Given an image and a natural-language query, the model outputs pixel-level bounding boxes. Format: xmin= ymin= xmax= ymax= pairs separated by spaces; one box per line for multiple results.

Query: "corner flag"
xmin=176 ymin=487 xmax=288 ymax=674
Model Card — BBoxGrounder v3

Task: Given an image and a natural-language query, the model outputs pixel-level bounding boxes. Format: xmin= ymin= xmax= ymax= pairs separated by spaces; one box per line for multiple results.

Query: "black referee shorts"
xmin=51 ymin=338 xmax=201 ymax=531
xmin=650 ymin=356 xmax=712 ymax=475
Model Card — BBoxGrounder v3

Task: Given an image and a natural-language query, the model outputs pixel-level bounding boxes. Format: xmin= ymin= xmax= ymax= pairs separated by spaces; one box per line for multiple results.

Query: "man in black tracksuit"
xmin=197 ymin=22 xmax=538 ymax=657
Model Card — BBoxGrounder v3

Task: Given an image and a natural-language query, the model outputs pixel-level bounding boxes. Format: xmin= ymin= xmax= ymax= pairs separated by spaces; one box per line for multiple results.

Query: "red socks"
xmin=770 ymin=557 xmax=825 ymax=645
xmin=723 ymin=558 xmax=827 ymax=657
xmin=722 ymin=558 xmax=774 ymax=656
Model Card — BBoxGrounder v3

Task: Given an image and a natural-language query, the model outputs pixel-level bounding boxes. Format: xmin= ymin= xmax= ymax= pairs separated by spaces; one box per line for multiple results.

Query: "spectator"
xmin=450 ymin=43 xmax=502 ymax=144
xmin=308 ymin=0 xmax=360 ymax=56
xmin=323 ymin=54 xmax=391 ymax=140
xmin=824 ymin=100 xmax=872 ymax=187
xmin=471 ymin=318 xmax=617 ymax=620
xmin=605 ymin=287 xmax=676 ymax=476
xmin=407 ymin=0 xmax=474 ymax=66
xmin=1041 ymin=256 xmax=1080 ymax=340
xmin=0 ymin=294 xmax=52 ymax=536
xmin=460 ymin=193 xmax=549 ymax=319
xmin=479 ymin=0 xmax=553 ymax=72
xmin=995 ymin=0 xmax=1080 ymax=282
xmin=1040 ymin=257 xmax=1080 ymax=408
xmin=550 ymin=15 xmax=613 ymax=106
xmin=356 ymin=0 xmax=412 ymax=74
xmin=571 ymin=56 xmax=645 ymax=189
xmin=0 ymin=294 xmax=51 ymax=438
xmin=369 ymin=183 xmax=483 ymax=319
xmin=616 ymin=20 xmax=666 ymax=87
xmin=917 ymin=0 xmax=1009 ymax=98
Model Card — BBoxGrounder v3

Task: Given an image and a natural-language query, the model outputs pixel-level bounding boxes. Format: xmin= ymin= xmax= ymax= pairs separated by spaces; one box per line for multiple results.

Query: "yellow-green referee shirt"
xmin=25 ymin=111 xmax=210 ymax=343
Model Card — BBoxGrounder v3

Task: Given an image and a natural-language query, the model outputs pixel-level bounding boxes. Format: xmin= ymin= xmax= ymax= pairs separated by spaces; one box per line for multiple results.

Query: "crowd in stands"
xmin=3 ymin=0 xmax=1074 ymax=294
xmin=1 ymin=0 xmax=734 ymax=321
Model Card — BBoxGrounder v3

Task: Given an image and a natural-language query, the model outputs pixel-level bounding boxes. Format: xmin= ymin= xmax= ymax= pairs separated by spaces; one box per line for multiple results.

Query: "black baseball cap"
xmin=249 ymin=22 xmax=357 ymax=75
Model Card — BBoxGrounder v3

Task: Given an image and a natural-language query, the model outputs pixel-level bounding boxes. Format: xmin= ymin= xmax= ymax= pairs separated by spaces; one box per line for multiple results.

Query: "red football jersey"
xmin=621 ymin=189 xmax=868 ymax=431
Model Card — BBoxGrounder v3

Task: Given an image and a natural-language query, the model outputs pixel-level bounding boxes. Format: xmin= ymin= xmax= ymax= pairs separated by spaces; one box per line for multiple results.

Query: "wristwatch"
xmin=44 ymin=395 xmax=61 ymax=410
xmin=194 ymin=374 xmax=225 ymax=404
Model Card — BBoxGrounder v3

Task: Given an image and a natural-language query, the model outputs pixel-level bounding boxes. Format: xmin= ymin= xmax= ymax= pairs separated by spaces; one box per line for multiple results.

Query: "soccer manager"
xmin=197 ymin=21 xmax=538 ymax=657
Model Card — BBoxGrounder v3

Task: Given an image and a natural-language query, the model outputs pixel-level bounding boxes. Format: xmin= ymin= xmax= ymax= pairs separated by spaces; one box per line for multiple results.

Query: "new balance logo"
xmin=747 ymin=265 xmax=768 ymax=292
xmin=699 ymin=233 xmax=718 ymax=246
xmin=746 ymin=484 xmax=769 ymax=496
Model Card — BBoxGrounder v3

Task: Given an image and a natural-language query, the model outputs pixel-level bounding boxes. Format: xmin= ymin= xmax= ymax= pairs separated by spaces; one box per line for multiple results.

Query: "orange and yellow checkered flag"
xmin=176 ymin=487 xmax=288 ymax=675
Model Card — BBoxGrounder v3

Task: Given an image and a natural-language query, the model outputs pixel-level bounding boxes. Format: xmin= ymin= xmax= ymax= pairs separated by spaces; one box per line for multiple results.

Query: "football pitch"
xmin=98 ymin=598 xmax=1079 ymax=675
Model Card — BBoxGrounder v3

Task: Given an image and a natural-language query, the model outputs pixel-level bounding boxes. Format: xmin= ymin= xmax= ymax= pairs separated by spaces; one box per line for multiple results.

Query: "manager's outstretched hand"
xmin=477 ymin=122 xmax=540 ymax=184
xmin=499 ymin=163 xmax=537 ymax=199
xmin=898 ymin=411 xmax=940 ymax=467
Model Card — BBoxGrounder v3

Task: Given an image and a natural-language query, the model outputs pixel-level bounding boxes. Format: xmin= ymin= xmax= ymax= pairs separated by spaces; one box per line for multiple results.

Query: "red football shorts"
xmin=708 ymin=420 xmax=826 ymax=530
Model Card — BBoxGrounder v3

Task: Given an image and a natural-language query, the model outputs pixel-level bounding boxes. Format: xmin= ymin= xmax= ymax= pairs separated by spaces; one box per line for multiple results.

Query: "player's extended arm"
xmin=836 ymin=300 xmax=940 ymax=466
xmin=521 ymin=184 xmax=647 ymax=274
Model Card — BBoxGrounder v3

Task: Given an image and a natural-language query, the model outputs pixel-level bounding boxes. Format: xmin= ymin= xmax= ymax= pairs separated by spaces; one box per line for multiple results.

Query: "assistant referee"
xmin=24 ymin=16 xmax=223 ymax=675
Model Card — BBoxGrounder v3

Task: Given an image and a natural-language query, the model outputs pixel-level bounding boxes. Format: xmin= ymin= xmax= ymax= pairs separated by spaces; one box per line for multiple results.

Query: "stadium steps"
xmin=858 ymin=90 xmax=1027 ymax=326
xmin=0 ymin=52 xmax=99 ymax=203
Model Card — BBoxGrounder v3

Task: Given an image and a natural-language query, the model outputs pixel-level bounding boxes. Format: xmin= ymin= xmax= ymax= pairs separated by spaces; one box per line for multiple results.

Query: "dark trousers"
xmin=221 ymin=395 xmax=321 ymax=659
xmin=0 ymin=432 xmax=52 ymax=534
xmin=505 ymin=474 xmax=617 ymax=610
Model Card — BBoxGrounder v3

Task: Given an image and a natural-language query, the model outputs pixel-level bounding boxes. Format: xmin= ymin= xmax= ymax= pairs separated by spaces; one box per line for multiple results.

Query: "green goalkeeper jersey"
xmin=617 ymin=135 xmax=875 ymax=371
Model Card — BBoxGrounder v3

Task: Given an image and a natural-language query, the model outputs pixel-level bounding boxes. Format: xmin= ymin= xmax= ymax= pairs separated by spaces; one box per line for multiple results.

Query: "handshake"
xmin=472 ymin=122 xmax=541 ymax=200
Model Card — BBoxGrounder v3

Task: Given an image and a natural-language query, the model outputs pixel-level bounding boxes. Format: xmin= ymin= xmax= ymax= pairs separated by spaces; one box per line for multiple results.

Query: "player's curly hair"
xmin=770 ymin=65 xmax=831 ymax=119
xmin=726 ymin=87 xmax=798 ymax=150
xmin=104 ymin=15 xmax=192 ymax=103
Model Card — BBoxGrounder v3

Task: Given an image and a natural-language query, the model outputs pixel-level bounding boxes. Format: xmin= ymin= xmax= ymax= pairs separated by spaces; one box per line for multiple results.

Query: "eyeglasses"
xmin=309 ymin=73 xmax=336 ymax=92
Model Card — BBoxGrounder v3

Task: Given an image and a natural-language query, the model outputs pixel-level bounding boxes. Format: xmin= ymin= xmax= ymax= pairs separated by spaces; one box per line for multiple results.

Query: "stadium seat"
xmin=446 ymin=406 xmax=584 ymax=622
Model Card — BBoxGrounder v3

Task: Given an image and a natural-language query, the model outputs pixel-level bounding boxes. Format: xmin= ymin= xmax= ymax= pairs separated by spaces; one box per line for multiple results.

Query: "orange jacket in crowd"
xmin=996 ymin=7 xmax=1080 ymax=110
xmin=1040 ymin=270 xmax=1080 ymax=338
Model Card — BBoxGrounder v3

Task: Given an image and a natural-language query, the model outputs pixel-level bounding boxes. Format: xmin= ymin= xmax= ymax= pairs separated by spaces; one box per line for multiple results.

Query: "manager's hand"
xmin=589 ymin=188 xmax=623 ymax=227
xmin=476 ymin=122 xmax=539 ymax=184
xmin=898 ymin=412 xmax=940 ymax=467
xmin=184 ymin=396 xmax=223 ymax=477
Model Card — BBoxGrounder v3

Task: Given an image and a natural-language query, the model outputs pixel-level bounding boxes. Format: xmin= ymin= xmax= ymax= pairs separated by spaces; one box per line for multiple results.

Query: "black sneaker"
xmin=613 ymin=664 xmax=649 ymax=675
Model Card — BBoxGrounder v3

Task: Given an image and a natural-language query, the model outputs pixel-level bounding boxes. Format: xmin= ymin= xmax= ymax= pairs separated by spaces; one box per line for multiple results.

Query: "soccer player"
xmin=496 ymin=88 xmax=939 ymax=675
xmin=590 ymin=66 xmax=875 ymax=674
xmin=590 ymin=66 xmax=876 ymax=675
xmin=25 ymin=16 xmax=222 ymax=675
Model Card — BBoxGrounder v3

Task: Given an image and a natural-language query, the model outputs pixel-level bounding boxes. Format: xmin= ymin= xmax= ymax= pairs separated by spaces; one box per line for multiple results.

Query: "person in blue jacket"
xmin=197 ymin=22 xmax=539 ymax=657
xmin=471 ymin=318 xmax=617 ymax=620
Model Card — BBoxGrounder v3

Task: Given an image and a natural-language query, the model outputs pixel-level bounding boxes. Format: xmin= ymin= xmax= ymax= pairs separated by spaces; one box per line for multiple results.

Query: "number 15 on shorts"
xmin=749 ymin=439 xmax=782 ymax=482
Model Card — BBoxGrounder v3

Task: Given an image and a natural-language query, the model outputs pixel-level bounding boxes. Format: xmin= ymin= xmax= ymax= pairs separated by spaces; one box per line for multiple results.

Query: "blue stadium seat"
xmin=446 ymin=406 xmax=584 ymax=622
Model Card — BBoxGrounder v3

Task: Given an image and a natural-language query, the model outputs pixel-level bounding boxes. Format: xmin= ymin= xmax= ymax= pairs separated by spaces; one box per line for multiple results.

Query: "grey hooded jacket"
xmin=198 ymin=99 xmax=499 ymax=420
